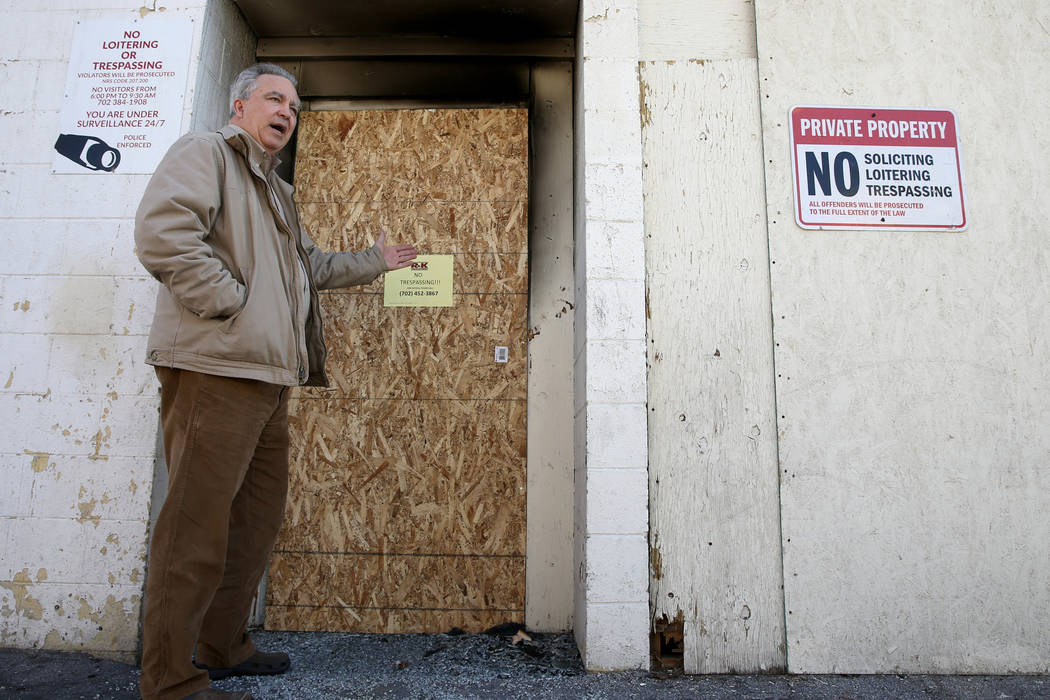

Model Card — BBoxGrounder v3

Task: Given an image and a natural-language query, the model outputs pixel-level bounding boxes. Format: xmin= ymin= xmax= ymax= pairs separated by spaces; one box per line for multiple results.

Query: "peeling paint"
xmin=77 ymin=490 xmax=100 ymax=525
xmin=139 ymin=1 xmax=166 ymax=18
xmin=1 ymin=569 xmax=45 ymax=621
xmin=552 ymin=298 xmax=575 ymax=320
xmin=10 ymin=589 xmax=142 ymax=660
xmin=89 ymin=427 xmax=111 ymax=461
xmin=73 ymin=594 xmax=140 ymax=649
xmin=76 ymin=598 xmax=97 ymax=622
xmin=638 ymin=66 xmax=653 ymax=130
xmin=650 ymin=544 xmax=664 ymax=580
xmin=12 ymin=299 xmax=30 ymax=312
xmin=43 ymin=629 xmax=65 ymax=648
xmin=27 ymin=451 xmax=52 ymax=473
xmin=4 ymin=370 xmax=12 ymax=388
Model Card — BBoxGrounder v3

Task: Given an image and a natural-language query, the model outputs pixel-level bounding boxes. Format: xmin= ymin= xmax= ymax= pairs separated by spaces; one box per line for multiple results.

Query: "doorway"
xmin=230 ymin=50 xmax=576 ymax=632
xmin=264 ymin=107 xmax=529 ymax=633
xmin=266 ymin=108 xmax=529 ymax=633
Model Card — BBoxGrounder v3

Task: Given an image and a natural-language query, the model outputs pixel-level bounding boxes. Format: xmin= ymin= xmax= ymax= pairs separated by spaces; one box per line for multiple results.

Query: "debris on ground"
xmin=2 ymin=632 xmax=1047 ymax=700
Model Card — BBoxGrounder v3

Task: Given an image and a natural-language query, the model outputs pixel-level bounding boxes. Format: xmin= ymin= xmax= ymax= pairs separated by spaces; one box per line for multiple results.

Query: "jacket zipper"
xmin=256 ymin=161 xmax=307 ymax=384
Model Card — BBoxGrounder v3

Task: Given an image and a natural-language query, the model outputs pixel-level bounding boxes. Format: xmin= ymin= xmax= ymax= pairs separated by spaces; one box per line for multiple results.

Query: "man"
xmin=134 ymin=63 xmax=417 ymax=700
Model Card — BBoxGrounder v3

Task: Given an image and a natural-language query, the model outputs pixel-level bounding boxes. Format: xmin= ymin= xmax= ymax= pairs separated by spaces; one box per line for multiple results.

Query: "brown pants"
xmin=140 ymin=368 xmax=290 ymax=700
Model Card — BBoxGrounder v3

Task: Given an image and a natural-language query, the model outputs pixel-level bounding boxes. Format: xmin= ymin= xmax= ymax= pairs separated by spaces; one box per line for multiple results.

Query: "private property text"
xmin=798 ymin=117 xmax=948 ymax=140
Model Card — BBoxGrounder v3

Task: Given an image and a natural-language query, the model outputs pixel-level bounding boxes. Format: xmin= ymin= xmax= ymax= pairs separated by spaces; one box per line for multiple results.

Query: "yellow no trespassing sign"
xmin=383 ymin=255 xmax=454 ymax=307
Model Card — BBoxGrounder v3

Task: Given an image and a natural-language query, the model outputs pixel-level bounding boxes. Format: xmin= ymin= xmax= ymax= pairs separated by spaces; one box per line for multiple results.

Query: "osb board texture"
xmin=280 ymin=398 xmax=526 ymax=556
xmin=267 ymin=553 xmax=523 ymax=610
xmin=642 ymin=60 xmax=784 ymax=673
xmin=295 ymin=110 xmax=528 ymax=296
xmin=306 ymin=294 xmax=527 ymax=401
xmin=298 ymin=200 xmax=527 ymax=254
xmin=267 ymin=108 xmax=528 ymax=634
xmin=294 ymin=109 xmax=529 ymax=204
xmin=297 ymin=201 xmax=528 ymax=295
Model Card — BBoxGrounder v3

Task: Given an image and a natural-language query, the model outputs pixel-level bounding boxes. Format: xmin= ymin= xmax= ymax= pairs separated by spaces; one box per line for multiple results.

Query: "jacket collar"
xmin=220 ymin=124 xmax=282 ymax=175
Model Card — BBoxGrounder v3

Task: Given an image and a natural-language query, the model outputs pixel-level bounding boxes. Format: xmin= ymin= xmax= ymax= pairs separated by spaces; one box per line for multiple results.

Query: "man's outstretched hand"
xmin=377 ymin=229 xmax=418 ymax=271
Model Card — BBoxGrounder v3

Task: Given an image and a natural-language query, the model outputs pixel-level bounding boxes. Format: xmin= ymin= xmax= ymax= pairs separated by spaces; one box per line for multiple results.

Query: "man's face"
xmin=230 ymin=74 xmax=300 ymax=154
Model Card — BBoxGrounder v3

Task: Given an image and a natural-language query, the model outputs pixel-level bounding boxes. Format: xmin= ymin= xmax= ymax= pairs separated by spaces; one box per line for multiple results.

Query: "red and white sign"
xmin=790 ymin=106 xmax=966 ymax=231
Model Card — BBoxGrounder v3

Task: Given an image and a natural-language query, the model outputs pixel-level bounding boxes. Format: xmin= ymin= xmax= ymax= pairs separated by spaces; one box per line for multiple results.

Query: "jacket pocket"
xmin=217 ymin=282 xmax=248 ymax=333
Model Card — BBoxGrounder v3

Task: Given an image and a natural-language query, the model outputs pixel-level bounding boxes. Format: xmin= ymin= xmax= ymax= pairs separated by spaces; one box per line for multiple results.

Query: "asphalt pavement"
xmin=2 ymin=630 xmax=1048 ymax=699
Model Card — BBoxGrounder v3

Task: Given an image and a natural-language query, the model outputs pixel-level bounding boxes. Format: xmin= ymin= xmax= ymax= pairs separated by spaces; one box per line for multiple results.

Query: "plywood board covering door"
xmin=265 ymin=108 xmax=529 ymax=633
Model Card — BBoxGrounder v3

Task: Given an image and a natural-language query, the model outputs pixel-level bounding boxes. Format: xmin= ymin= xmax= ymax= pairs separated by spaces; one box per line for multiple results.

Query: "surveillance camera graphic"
xmin=54 ymin=134 xmax=121 ymax=172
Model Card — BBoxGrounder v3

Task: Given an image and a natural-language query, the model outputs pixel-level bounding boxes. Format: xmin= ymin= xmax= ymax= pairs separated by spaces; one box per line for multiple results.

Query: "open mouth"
xmin=269 ymin=122 xmax=288 ymax=136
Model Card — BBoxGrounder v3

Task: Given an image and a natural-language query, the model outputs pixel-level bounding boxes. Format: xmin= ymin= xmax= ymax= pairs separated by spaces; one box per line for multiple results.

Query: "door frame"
xmin=249 ymin=59 xmax=576 ymax=632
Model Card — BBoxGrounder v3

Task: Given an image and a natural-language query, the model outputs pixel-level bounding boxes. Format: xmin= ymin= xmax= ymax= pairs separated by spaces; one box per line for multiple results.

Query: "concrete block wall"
xmin=0 ymin=0 xmax=253 ymax=659
xmin=190 ymin=0 xmax=256 ymax=133
xmin=573 ymin=0 xmax=651 ymax=671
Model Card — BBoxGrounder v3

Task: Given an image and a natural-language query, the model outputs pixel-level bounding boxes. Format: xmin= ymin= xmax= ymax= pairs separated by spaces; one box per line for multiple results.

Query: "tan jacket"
xmin=135 ymin=124 xmax=386 ymax=387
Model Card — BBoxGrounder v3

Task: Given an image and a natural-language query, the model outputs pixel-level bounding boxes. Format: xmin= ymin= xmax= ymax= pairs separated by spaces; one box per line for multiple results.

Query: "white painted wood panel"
xmin=642 ymin=58 xmax=784 ymax=673
xmin=639 ymin=0 xmax=758 ymax=60
xmin=756 ymin=0 xmax=1050 ymax=673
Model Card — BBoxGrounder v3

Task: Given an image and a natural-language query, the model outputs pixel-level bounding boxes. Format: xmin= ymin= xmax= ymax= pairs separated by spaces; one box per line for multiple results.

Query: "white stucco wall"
xmin=573 ymin=0 xmax=651 ymax=672
xmin=0 ymin=0 xmax=253 ymax=659
xmin=757 ymin=0 xmax=1050 ymax=673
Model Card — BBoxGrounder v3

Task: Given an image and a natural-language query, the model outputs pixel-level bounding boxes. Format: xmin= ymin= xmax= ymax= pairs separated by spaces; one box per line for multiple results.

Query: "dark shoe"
xmin=196 ymin=649 xmax=291 ymax=680
xmin=184 ymin=690 xmax=254 ymax=699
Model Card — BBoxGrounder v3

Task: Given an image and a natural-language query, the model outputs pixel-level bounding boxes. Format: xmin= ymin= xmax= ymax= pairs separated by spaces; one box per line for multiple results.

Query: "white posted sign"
xmin=790 ymin=106 xmax=966 ymax=231
xmin=53 ymin=17 xmax=193 ymax=174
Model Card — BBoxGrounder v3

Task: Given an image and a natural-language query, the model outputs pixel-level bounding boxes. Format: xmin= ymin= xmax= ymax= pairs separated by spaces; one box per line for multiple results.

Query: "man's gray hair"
xmin=229 ymin=63 xmax=298 ymax=117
